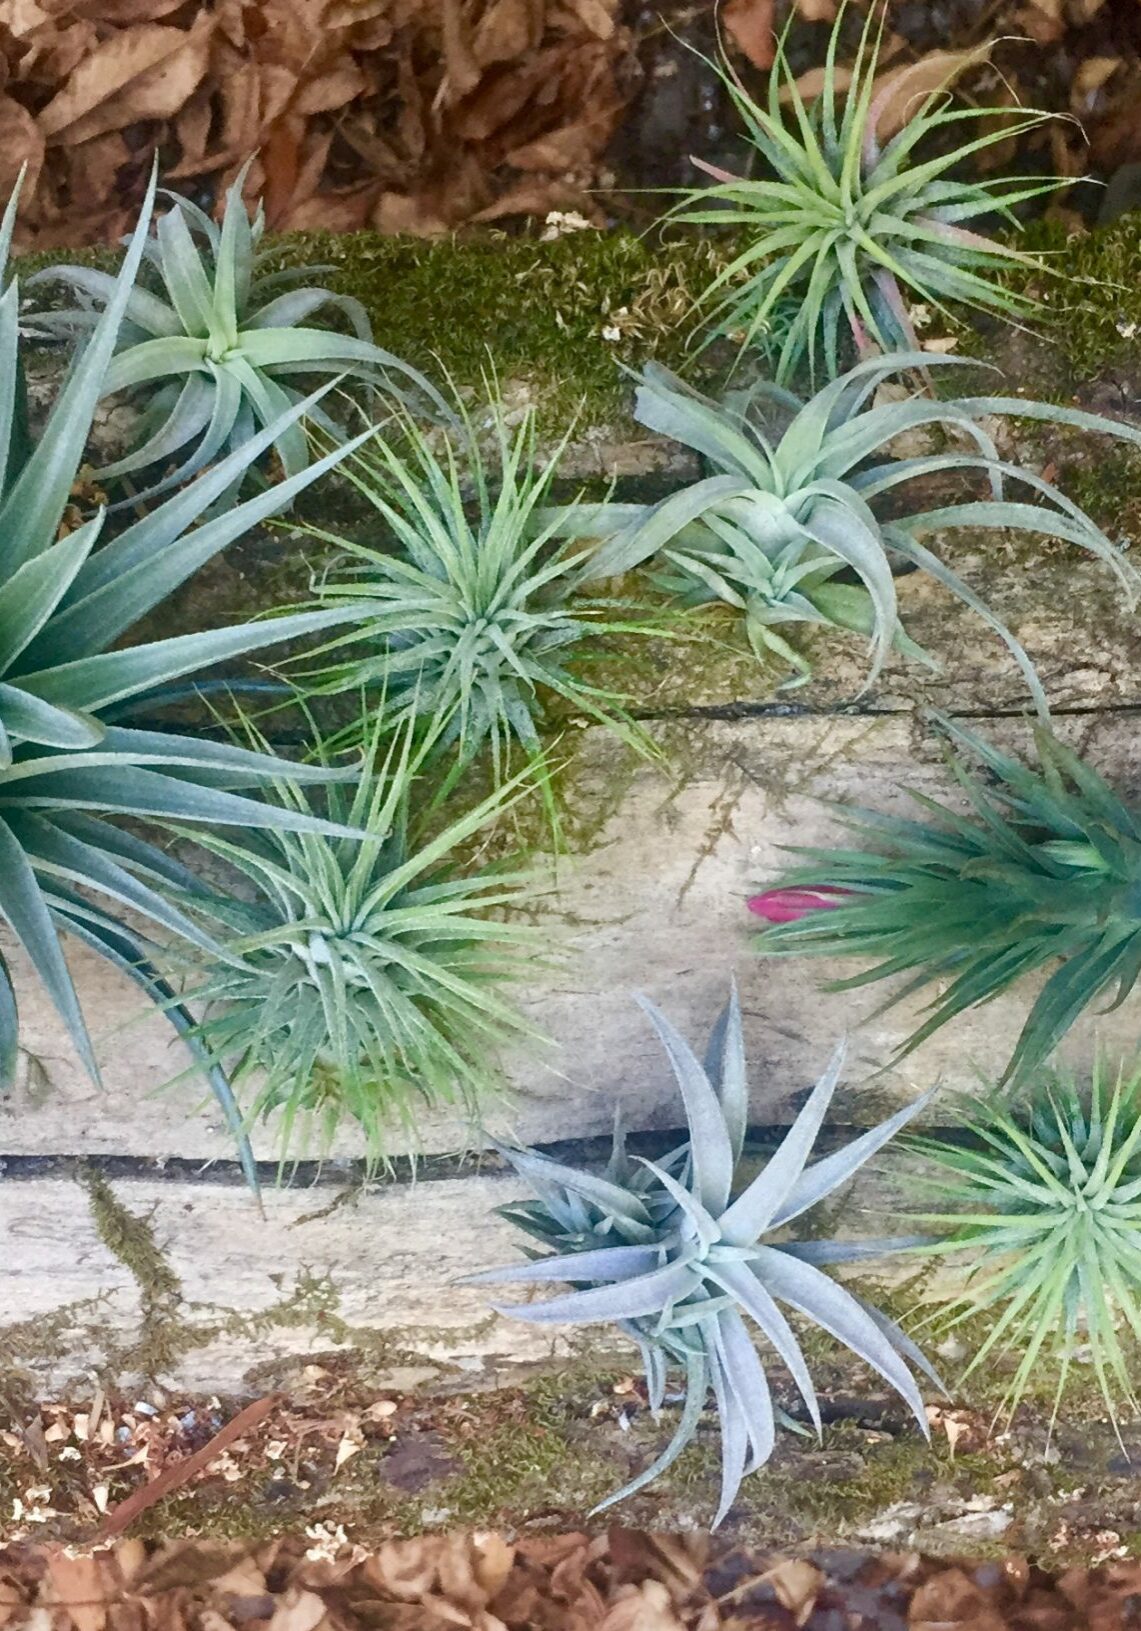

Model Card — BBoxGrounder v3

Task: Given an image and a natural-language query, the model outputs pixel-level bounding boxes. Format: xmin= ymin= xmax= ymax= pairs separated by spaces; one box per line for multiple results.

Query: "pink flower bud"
xmin=747 ymin=886 xmax=853 ymax=924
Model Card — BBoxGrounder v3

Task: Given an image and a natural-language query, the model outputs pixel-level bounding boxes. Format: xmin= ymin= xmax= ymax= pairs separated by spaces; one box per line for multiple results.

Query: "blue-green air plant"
xmin=30 ymin=162 xmax=443 ymax=503
xmin=548 ymin=355 xmax=1141 ymax=707
xmin=466 ymin=986 xmax=938 ymax=1525
xmin=751 ymin=715 xmax=1141 ymax=1085
xmin=910 ymin=1059 xmax=1141 ymax=1437
xmin=165 ymin=714 xmax=544 ymax=1166
xmin=296 ymin=388 xmax=660 ymax=805
xmin=0 ymin=166 xmax=374 ymax=1182
xmin=669 ymin=6 xmax=1056 ymax=380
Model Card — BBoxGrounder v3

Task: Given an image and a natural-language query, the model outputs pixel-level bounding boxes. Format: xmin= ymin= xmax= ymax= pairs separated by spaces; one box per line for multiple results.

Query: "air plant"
xmin=548 ymin=354 xmax=1141 ymax=706
xmin=298 ymin=388 xmax=660 ymax=812
xmin=167 ymin=713 xmax=544 ymax=1166
xmin=30 ymin=162 xmax=443 ymax=503
xmin=752 ymin=714 xmax=1141 ymax=1084
xmin=466 ymin=984 xmax=938 ymax=1525
xmin=0 ymin=166 xmax=375 ymax=1184
xmin=910 ymin=1058 xmax=1141 ymax=1435
xmin=669 ymin=5 xmax=1056 ymax=381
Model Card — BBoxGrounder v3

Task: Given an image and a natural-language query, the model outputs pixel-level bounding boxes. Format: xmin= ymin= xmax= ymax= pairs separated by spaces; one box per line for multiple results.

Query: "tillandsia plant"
xmin=30 ymin=161 xmax=443 ymax=503
xmin=165 ymin=712 xmax=545 ymax=1166
xmin=466 ymin=985 xmax=939 ymax=1525
xmin=669 ymin=4 xmax=1055 ymax=381
xmin=750 ymin=714 xmax=1141 ymax=1084
xmin=909 ymin=1058 xmax=1141 ymax=1436
xmin=0 ymin=166 xmax=376 ymax=1181
xmin=548 ymin=354 xmax=1141 ymax=705
xmin=297 ymin=388 xmax=660 ymax=815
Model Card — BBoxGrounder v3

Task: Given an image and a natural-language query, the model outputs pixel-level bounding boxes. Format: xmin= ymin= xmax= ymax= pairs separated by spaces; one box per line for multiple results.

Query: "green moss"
xmin=959 ymin=215 xmax=1141 ymax=386
xmin=254 ymin=227 xmax=732 ymax=433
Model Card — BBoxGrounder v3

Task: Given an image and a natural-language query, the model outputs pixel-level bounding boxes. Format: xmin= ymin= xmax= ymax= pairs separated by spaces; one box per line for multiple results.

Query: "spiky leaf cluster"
xmin=168 ymin=717 xmax=543 ymax=1165
xmin=912 ymin=1059 xmax=1141 ymax=1432
xmin=549 ymin=356 xmax=1141 ymax=705
xmin=31 ymin=163 xmax=441 ymax=503
xmin=299 ymin=391 xmax=657 ymax=791
xmin=467 ymin=985 xmax=937 ymax=1525
xmin=0 ymin=168 xmax=372 ymax=1183
xmin=754 ymin=715 xmax=1141 ymax=1084
xmin=670 ymin=7 xmax=1055 ymax=381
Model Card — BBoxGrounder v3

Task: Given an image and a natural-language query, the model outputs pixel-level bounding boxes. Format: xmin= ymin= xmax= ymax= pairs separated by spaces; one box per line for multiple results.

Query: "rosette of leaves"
xmin=466 ymin=985 xmax=938 ymax=1525
xmin=166 ymin=715 xmax=543 ymax=1165
xmin=753 ymin=714 xmax=1141 ymax=1084
xmin=300 ymin=390 xmax=659 ymax=813
xmin=669 ymin=6 xmax=1055 ymax=380
xmin=549 ymin=355 xmax=1141 ymax=707
xmin=30 ymin=162 xmax=443 ymax=503
xmin=911 ymin=1059 xmax=1141 ymax=1434
xmin=0 ymin=166 xmax=374 ymax=1179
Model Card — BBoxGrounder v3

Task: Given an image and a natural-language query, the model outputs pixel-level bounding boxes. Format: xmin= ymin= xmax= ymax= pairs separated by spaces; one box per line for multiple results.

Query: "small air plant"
xmin=549 ymin=355 xmax=1141 ymax=706
xmin=30 ymin=163 xmax=442 ymax=503
xmin=752 ymin=714 xmax=1141 ymax=1085
xmin=669 ymin=5 xmax=1056 ymax=380
xmin=910 ymin=1058 xmax=1141 ymax=1437
xmin=168 ymin=713 xmax=544 ymax=1165
xmin=298 ymin=388 xmax=660 ymax=818
xmin=466 ymin=985 xmax=938 ymax=1525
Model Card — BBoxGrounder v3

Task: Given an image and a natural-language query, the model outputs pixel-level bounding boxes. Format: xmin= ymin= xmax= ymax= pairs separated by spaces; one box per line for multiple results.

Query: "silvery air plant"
xmin=669 ymin=5 xmax=1055 ymax=380
xmin=31 ymin=161 xmax=442 ymax=503
xmin=0 ymin=167 xmax=374 ymax=1188
xmin=910 ymin=1058 xmax=1141 ymax=1439
xmin=466 ymin=985 xmax=939 ymax=1524
xmin=550 ymin=354 xmax=1141 ymax=706
xmin=751 ymin=715 xmax=1141 ymax=1086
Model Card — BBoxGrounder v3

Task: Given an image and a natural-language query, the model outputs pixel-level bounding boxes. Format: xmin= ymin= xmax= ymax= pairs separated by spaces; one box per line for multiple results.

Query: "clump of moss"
xmin=991 ymin=214 xmax=1141 ymax=377
xmin=254 ymin=228 xmax=734 ymax=431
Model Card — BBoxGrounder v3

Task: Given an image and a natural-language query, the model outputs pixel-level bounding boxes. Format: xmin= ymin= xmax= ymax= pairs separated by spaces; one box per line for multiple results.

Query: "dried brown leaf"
xmin=599 ymin=1582 xmax=686 ymax=1631
xmin=38 ymin=13 xmax=213 ymax=144
xmin=67 ymin=0 xmax=187 ymax=21
xmin=506 ymin=109 xmax=621 ymax=170
xmin=440 ymin=0 xmax=483 ymax=103
xmin=560 ymin=0 xmax=617 ymax=38
xmin=869 ymin=44 xmax=992 ymax=141
xmin=472 ymin=0 xmax=544 ymax=66
xmin=758 ymin=1559 xmax=822 ymax=1627
xmin=0 ymin=93 xmax=40 ymax=199
xmin=292 ymin=61 xmax=367 ymax=115
xmin=793 ymin=0 xmax=837 ymax=20
xmin=907 ymin=1566 xmax=1007 ymax=1631
xmin=40 ymin=1553 xmax=109 ymax=1631
xmin=267 ymin=1588 xmax=329 ymax=1631
xmin=723 ymin=0 xmax=775 ymax=71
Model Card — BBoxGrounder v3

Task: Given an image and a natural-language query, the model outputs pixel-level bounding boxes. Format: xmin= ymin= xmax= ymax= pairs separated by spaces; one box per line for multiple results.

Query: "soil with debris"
xmin=4 ymin=1355 xmax=1141 ymax=1572
xmin=6 ymin=1527 xmax=1141 ymax=1630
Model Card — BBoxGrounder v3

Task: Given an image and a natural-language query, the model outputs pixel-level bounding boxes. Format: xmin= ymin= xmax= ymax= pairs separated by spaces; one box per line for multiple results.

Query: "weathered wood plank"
xmin=0 ymin=1173 xmax=583 ymax=1394
xmin=4 ymin=709 xmax=1139 ymax=1162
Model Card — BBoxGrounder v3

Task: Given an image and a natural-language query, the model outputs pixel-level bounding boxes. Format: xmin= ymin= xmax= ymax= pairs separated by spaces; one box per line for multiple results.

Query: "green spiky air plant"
xmin=167 ymin=715 xmax=544 ymax=1165
xmin=911 ymin=1059 xmax=1141 ymax=1436
xmin=297 ymin=388 xmax=660 ymax=818
xmin=466 ymin=986 xmax=938 ymax=1525
xmin=0 ymin=165 xmax=378 ymax=1190
xmin=547 ymin=356 xmax=1141 ymax=705
xmin=751 ymin=715 xmax=1141 ymax=1085
xmin=30 ymin=162 xmax=443 ymax=502
xmin=669 ymin=6 xmax=1055 ymax=380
